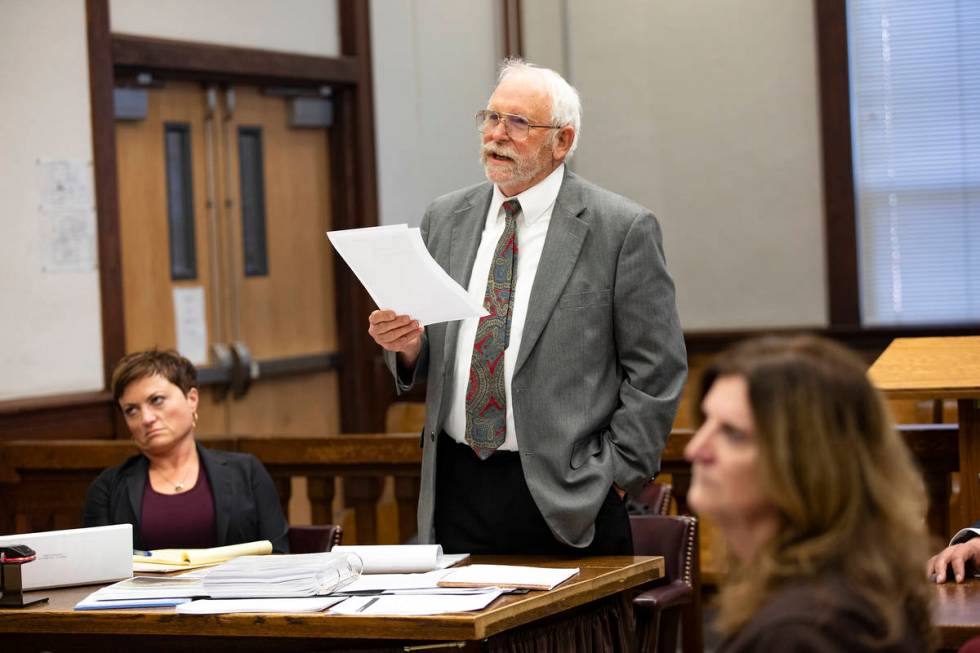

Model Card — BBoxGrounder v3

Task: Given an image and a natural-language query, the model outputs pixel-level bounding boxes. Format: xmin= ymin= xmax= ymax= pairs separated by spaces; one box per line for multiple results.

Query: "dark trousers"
xmin=434 ymin=431 xmax=633 ymax=555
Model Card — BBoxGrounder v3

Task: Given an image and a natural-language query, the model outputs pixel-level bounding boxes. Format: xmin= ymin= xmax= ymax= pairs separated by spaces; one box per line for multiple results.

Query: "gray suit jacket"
xmin=386 ymin=169 xmax=687 ymax=547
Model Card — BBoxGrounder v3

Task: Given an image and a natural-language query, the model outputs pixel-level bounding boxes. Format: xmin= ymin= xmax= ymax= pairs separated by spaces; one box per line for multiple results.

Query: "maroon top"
xmin=140 ymin=469 xmax=217 ymax=550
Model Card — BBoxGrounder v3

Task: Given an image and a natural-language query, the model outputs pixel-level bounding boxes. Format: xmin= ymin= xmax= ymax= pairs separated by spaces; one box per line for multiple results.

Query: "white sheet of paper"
xmin=438 ymin=564 xmax=579 ymax=590
xmin=82 ymin=575 xmax=205 ymax=601
xmin=38 ymin=159 xmax=95 ymax=209
xmin=132 ymin=561 xmax=218 ymax=573
xmin=172 ymin=286 xmax=208 ymax=365
xmin=331 ymin=545 xmax=467 ymax=574
xmin=177 ymin=597 xmax=343 ymax=614
xmin=337 ymin=569 xmax=450 ymax=593
xmin=39 ymin=207 xmax=98 ymax=273
xmin=326 ymin=225 xmax=488 ymax=326
xmin=330 ymin=589 xmax=504 ymax=616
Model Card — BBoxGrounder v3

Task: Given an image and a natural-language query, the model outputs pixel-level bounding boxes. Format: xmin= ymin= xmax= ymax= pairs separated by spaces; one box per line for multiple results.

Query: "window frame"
xmin=815 ymin=0 xmax=980 ymax=332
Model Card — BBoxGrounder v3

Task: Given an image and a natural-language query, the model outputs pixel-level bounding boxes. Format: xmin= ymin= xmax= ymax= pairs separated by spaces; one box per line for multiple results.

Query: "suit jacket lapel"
xmin=513 ymin=171 xmax=590 ymax=377
xmin=198 ymin=445 xmax=232 ymax=545
xmin=442 ymin=185 xmax=493 ymax=365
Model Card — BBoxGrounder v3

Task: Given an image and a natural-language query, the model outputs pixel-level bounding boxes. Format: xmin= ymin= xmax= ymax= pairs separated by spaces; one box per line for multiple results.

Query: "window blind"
xmin=847 ymin=0 xmax=980 ymax=325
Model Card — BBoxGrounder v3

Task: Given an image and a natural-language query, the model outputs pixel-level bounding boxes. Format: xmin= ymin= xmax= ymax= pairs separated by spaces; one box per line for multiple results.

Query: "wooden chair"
xmin=631 ymin=514 xmax=701 ymax=653
xmin=287 ymin=524 xmax=343 ymax=553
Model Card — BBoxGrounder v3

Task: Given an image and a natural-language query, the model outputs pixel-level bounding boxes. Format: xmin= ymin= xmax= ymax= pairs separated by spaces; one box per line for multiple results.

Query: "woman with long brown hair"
xmin=685 ymin=335 xmax=932 ymax=651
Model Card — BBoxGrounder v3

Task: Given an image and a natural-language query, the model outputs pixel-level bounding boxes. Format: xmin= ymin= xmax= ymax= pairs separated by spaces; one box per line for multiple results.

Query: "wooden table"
xmin=935 ymin=579 xmax=980 ymax=651
xmin=0 ymin=555 xmax=663 ymax=652
xmin=869 ymin=337 xmax=980 ymax=532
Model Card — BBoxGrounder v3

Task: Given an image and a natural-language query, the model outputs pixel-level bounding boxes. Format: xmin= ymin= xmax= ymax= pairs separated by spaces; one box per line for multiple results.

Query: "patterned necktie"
xmin=465 ymin=199 xmax=521 ymax=459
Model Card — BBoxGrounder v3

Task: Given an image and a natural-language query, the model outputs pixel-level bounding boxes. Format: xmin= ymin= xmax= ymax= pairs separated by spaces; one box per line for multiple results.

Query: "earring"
xmin=192 ymin=411 xmax=199 ymax=426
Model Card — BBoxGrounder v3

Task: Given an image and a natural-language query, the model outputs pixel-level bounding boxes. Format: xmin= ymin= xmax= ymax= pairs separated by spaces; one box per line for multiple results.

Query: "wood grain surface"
xmin=869 ymin=337 xmax=980 ymax=400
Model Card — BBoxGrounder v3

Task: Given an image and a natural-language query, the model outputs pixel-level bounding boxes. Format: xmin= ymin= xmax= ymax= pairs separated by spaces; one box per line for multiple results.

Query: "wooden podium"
xmin=869 ymin=336 xmax=980 ymax=534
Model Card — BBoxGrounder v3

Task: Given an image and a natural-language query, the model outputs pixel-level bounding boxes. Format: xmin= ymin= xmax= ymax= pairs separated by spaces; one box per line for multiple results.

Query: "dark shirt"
xmin=140 ymin=469 xmax=217 ymax=550
xmin=718 ymin=576 xmax=927 ymax=653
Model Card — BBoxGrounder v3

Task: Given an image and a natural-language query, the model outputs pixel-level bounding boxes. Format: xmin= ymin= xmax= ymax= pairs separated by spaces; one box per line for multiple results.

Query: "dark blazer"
xmin=718 ymin=576 xmax=926 ymax=652
xmin=83 ymin=443 xmax=289 ymax=552
xmin=386 ymin=169 xmax=687 ymax=547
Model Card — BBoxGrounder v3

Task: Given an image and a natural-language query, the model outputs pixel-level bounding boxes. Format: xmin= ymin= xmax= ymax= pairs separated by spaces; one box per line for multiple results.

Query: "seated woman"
xmin=83 ymin=350 xmax=289 ymax=552
xmin=685 ymin=335 xmax=932 ymax=652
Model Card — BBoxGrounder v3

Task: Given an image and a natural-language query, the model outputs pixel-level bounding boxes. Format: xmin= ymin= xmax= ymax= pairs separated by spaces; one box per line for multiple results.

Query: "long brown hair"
xmin=701 ymin=335 xmax=932 ymax=644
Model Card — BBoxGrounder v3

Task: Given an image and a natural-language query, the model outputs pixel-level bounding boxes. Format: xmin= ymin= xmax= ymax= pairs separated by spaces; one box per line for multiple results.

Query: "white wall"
xmin=110 ymin=0 xmax=339 ymax=57
xmin=0 ymin=0 xmax=104 ymax=400
xmin=522 ymin=0 xmax=567 ymax=75
xmin=560 ymin=0 xmax=828 ymax=330
xmin=373 ymin=0 xmax=828 ymax=328
xmin=370 ymin=0 xmax=499 ymax=227
xmin=0 ymin=0 xmax=832 ymax=402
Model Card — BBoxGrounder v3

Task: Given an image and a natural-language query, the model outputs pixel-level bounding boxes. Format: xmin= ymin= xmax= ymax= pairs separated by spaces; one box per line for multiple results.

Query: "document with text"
xmin=326 ymin=225 xmax=488 ymax=326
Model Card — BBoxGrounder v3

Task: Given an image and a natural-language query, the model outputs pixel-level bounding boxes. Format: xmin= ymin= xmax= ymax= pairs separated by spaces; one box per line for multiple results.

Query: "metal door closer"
xmin=0 ymin=545 xmax=48 ymax=607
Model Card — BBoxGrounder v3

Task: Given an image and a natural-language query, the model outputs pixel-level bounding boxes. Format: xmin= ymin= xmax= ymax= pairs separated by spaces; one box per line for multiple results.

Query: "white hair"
xmin=495 ymin=58 xmax=582 ymax=158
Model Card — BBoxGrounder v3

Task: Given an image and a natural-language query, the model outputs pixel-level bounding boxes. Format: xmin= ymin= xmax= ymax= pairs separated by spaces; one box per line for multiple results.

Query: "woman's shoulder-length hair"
xmin=701 ymin=334 xmax=932 ymax=646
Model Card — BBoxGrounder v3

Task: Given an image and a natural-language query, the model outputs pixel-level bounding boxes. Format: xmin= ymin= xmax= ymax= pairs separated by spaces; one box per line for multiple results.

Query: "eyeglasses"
xmin=475 ymin=110 xmax=560 ymax=141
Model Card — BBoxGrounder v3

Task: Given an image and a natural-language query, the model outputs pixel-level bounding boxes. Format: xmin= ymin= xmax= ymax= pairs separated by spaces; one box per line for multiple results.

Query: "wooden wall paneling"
xmin=86 ymin=0 xmax=126 ymax=437
xmin=0 ymin=425 xmax=958 ymax=574
xmin=0 ymin=393 xmax=115 ymax=440
xmin=112 ymin=34 xmax=359 ymax=86
xmin=87 ymin=0 xmax=127 ymax=382
xmin=815 ymin=0 xmax=860 ymax=327
xmin=334 ymin=0 xmax=386 ymax=434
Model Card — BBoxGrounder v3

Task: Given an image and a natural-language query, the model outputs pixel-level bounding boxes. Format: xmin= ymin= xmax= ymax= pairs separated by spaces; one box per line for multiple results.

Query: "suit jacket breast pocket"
xmin=558 ymin=289 xmax=612 ymax=310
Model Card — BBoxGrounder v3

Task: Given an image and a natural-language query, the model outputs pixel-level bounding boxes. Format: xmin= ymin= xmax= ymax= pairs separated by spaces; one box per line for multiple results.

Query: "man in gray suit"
xmin=368 ymin=59 xmax=686 ymax=554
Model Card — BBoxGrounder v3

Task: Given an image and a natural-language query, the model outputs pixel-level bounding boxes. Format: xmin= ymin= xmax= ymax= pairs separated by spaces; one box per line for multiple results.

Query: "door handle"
xmin=230 ymin=341 xmax=255 ymax=399
xmin=196 ymin=343 xmax=234 ymax=400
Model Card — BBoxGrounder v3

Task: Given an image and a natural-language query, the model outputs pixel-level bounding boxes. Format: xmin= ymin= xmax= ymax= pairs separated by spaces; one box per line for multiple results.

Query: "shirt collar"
xmin=489 ymin=163 xmax=565 ymax=226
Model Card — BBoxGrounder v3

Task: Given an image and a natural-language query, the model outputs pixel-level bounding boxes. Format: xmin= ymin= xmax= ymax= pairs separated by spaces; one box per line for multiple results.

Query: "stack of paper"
xmin=332 ymin=544 xmax=468 ymax=574
xmin=75 ymin=574 xmax=206 ymax=610
xmin=330 ymin=589 xmax=504 ymax=616
xmin=438 ymin=564 xmax=579 ymax=591
xmin=177 ymin=597 xmax=344 ymax=615
xmin=326 ymin=225 xmax=487 ymax=326
xmin=203 ymin=552 xmax=362 ymax=598
xmin=336 ymin=569 xmax=450 ymax=594
xmin=133 ymin=540 xmax=272 ymax=572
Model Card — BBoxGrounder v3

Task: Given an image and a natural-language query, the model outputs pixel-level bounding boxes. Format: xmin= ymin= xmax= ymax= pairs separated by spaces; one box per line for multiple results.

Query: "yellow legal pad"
xmin=133 ymin=540 xmax=273 ymax=572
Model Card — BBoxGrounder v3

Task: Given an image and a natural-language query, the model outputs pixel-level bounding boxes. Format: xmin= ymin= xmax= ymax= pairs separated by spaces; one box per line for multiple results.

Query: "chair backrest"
xmin=630 ymin=514 xmax=697 ymax=586
xmin=288 ymin=524 xmax=343 ymax=553
xmin=630 ymin=482 xmax=673 ymax=516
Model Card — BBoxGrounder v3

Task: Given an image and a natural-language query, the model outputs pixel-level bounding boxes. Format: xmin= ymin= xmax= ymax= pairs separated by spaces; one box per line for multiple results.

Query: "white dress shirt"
xmin=444 ymin=164 xmax=565 ymax=450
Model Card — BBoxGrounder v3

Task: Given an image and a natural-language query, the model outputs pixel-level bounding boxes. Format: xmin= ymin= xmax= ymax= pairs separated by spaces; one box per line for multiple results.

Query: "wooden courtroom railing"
xmin=0 ymin=435 xmax=422 ymax=544
xmin=0 ymin=426 xmax=959 ymax=547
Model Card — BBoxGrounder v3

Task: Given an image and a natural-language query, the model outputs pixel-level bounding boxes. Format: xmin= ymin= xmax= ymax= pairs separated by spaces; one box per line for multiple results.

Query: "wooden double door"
xmin=115 ymin=80 xmax=340 ymax=436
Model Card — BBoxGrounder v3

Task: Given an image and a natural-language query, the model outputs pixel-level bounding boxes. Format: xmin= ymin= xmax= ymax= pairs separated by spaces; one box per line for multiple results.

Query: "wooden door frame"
xmin=0 ymin=0 xmax=383 ymax=439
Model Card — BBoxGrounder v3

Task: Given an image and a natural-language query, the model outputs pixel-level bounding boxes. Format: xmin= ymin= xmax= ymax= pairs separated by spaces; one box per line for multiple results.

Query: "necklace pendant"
xmin=174 ymin=483 xmax=184 ymax=491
